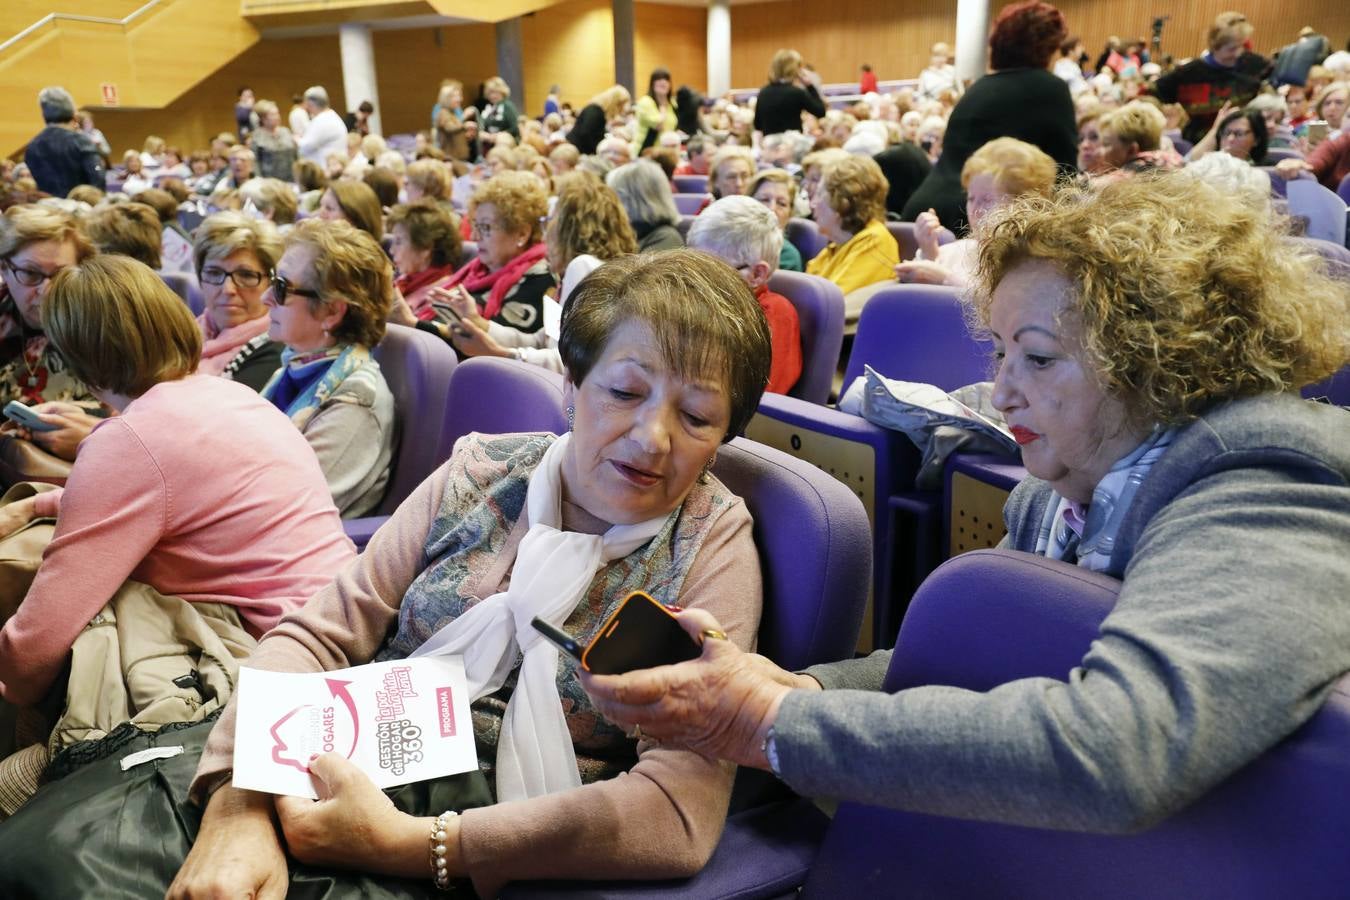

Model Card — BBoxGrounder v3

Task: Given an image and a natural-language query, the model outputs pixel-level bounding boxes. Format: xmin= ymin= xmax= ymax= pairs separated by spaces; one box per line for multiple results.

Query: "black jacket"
xmin=567 ymin=104 xmax=608 ymax=156
xmin=25 ymin=125 xmax=105 ymax=197
xmin=753 ymin=82 xmax=826 ymax=136
xmin=874 ymin=143 xmax=932 ymax=219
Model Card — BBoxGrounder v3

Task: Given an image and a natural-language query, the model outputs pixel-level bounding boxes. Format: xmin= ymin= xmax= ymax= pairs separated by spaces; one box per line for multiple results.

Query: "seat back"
xmin=673 ymin=193 xmax=706 ymax=215
xmin=159 ymin=271 xmax=203 ymax=316
xmin=1339 ymin=172 xmax=1350 ymax=205
xmin=885 ymin=221 xmax=955 ymax=261
xmin=672 ymin=174 xmax=708 ymax=194
xmin=1287 ymin=178 xmax=1348 ymax=246
xmin=803 ymin=549 xmax=1350 ymax=899
xmin=369 ymin=324 xmax=459 ymax=515
xmin=1302 ymin=365 xmax=1350 ymax=406
xmin=766 ymin=270 xmax=845 ymax=405
xmin=1296 ymin=235 xmax=1350 ymax=281
xmin=784 ymin=217 xmax=828 ymax=264
xmin=842 ymin=284 xmax=992 ymax=391
xmin=1262 ymin=146 xmax=1304 ymax=164
xmin=441 ymin=356 xmax=569 ymax=449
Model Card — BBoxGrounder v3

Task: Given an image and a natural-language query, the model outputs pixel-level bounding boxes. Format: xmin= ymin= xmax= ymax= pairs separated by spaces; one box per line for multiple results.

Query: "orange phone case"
xmin=580 ymin=590 xmax=702 ymax=675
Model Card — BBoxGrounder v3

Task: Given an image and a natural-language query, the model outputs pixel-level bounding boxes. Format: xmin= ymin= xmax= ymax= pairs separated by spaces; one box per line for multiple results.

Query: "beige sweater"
xmin=192 ymin=456 xmax=763 ymax=897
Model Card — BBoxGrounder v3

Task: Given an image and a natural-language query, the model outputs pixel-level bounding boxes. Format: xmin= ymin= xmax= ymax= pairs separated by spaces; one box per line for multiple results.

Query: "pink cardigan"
xmin=0 ymin=375 xmax=356 ymax=707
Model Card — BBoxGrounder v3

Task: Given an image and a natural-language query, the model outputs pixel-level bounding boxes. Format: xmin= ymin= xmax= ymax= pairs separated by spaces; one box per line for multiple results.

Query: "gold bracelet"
xmin=429 ymin=809 xmax=459 ymax=891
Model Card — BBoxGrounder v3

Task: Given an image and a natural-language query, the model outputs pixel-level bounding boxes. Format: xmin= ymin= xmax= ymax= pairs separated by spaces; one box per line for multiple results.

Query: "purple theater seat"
xmin=1286 ymin=178 xmax=1347 ymax=246
xmin=441 ymin=356 xmax=569 ymax=449
xmin=748 ymin=284 xmax=997 ymax=646
xmin=341 ymin=324 xmax=458 ymax=548
xmin=765 ymin=270 xmax=844 ymax=405
xmin=1302 ymin=365 xmax=1350 ymax=406
xmin=801 ymin=549 xmax=1350 ymax=900
xmin=500 ymin=438 xmax=871 ymax=899
xmin=1339 ymin=173 xmax=1350 ymax=205
xmin=943 ymin=452 xmax=1028 ymax=555
xmin=1262 ymin=146 xmax=1304 ymax=164
xmin=673 ymin=193 xmax=707 ymax=215
xmin=672 ymin=174 xmax=708 ymax=194
xmin=885 ymin=220 xmax=956 ymax=261
xmin=159 ymin=271 xmax=203 ymax=316
xmin=1169 ymin=136 xmax=1193 ymax=156
xmin=784 ymin=217 xmax=828 ymax=264
xmin=1296 ymin=235 xmax=1350 ymax=281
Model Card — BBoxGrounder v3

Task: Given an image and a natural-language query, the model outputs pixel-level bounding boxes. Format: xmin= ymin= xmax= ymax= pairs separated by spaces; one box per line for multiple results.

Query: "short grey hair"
xmin=1245 ymin=93 xmax=1287 ymax=117
xmin=606 ymin=160 xmax=680 ymax=228
xmin=192 ymin=211 xmax=283 ymax=277
xmin=687 ymin=196 xmax=783 ymax=271
xmin=38 ymin=86 xmax=77 ymax=123
xmin=1178 ymin=152 xmax=1271 ymax=215
xmin=304 ymin=86 xmax=330 ymax=108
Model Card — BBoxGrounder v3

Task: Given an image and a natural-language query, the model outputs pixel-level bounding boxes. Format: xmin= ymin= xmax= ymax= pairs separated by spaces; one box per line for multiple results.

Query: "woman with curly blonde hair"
xmin=806 ymin=154 xmax=899 ymax=295
xmin=583 ymin=173 xmax=1350 ymax=839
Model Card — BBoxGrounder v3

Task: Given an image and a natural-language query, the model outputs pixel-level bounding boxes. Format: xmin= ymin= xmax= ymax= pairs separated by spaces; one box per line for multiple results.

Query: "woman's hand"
xmin=449 ymin=318 xmax=513 ymax=359
xmin=580 ymin=608 xmax=819 ymax=770
xmin=430 ymin=285 xmax=488 ymax=330
xmin=167 ymin=786 xmax=289 ymax=900
xmin=1275 ymin=158 xmax=1312 ymax=180
xmin=913 ymin=208 xmax=943 ymax=261
xmin=388 ymin=286 xmax=419 ymax=327
xmin=895 ymin=259 xmax=953 ymax=285
xmin=19 ymin=404 xmax=102 ymax=461
xmin=275 ymin=753 xmax=443 ymax=879
xmin=0 ymin=496 xmax=38 ymax=540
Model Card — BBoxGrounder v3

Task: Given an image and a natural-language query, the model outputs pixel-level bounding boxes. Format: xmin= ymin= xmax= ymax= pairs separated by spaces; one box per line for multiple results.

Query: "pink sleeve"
xmin=0 ymin=420 xmax=167 ymax=706
xmin=32 ymin=488 xmax=63 ymax=519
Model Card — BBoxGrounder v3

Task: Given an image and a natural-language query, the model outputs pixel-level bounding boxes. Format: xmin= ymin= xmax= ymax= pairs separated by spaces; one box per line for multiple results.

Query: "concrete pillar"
xmin=613 ymin=0 xmax=636 ymax=94
xmin=707 ymin=0 xmax=731 ymax=97
xmin=339 ymin=24 xmax=382 ymax=136
xmin=496 ymin=18 xmax=526 ymax=115
xmin=954 ymin=0 xmax=989 ymax=84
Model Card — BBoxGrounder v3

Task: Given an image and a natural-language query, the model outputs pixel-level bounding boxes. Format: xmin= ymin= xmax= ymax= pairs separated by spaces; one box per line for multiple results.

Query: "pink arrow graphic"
xmin=326 ymin=678 xmax=360 ymax=758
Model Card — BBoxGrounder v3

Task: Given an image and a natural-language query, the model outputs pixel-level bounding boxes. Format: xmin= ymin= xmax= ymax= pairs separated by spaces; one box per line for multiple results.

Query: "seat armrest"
xmin=342 ymin=515 xmax=389 ymax=552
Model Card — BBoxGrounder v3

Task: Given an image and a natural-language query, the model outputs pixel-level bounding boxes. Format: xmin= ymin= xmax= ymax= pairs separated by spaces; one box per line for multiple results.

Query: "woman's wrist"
xmin=380 ymin=813 xmax=464 ymax=882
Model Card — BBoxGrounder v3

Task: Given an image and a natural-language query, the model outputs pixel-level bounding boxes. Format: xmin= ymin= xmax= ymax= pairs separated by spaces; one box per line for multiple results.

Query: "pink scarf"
xmin=196 ymin=313 xmax=271 ymax=377
xmin=440 ymin=243 xmax=548 ymax=321
xmin=396 ymin=264 xmax=457 ymax=322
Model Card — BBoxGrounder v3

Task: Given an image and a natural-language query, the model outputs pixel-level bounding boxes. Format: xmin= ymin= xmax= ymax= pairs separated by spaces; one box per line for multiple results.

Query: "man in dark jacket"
xmin=24 ymin=86 xmax=106 ymax=197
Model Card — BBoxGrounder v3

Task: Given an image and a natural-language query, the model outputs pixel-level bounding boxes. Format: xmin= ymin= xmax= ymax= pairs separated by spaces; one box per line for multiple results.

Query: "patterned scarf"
xmin=195 ymin=313 xmax=271 ymax=377
xmin=439 ymin=243 xmax=548 ymax=321
xmin=1034 ymin=426 xmax=1178 ymax=573
xmin=394 ymin=264 xmax=456 ymax=322
xmin=261 ymin=344 xmax=367 ymax=429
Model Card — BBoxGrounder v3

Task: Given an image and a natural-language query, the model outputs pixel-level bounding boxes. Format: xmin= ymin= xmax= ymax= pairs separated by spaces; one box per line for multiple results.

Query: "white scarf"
xmin=410 ymin=433 xmax=666 ymax=800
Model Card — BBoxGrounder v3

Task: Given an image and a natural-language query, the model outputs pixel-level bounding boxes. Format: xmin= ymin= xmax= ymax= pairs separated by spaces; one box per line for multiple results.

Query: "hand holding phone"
xmin=3 ymin=401 xmax=60 ymax=433
xmin=532 ymin=591 xmax=702 ymax=675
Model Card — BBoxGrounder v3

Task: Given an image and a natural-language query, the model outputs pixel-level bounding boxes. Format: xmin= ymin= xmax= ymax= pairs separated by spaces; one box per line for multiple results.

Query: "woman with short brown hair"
xmin=806 ymin=155 xmax=899 ymax=294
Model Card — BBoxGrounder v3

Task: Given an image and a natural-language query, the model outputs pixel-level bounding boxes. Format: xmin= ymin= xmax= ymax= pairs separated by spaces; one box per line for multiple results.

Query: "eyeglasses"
xmin=1 ymin=261 xmax=60 ymax=288
xmin=268 ymin=272 xmax=322 ymax=305
xmin=201 ymin=266 xmax=266 ymax=289
xmin=472 ymin=221 xmax=495 ymax=239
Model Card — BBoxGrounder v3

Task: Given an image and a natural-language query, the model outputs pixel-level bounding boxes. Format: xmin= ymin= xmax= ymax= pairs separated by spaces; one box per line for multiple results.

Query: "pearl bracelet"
xmin=429 ymin=809 xmax=459 ymax=891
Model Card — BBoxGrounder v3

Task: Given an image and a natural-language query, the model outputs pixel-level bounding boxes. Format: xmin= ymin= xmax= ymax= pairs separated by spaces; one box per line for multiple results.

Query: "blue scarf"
xmin=262 ymin=344 xmax=367 ymax=429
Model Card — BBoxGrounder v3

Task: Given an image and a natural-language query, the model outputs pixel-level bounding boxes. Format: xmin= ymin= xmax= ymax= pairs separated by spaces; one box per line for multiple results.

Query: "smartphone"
xmin=531 ymin=591 xmax=702 ymax=675
xmin=3 ymin=401 xmax=59 ymax=433
xmin=430 ymin=301 xmax=465 ymax=326
xmin=1306 ymin=120 xmax=1329 ymax=149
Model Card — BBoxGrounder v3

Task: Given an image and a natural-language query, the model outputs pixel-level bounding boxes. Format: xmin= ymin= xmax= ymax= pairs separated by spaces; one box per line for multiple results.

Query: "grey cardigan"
xmin=779 ymin=393 xmax=1350 ymax=832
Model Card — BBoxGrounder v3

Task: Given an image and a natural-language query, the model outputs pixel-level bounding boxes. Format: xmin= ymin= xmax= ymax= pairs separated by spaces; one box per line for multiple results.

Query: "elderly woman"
xmin=1187 ymin=106 xmax=1270 ymax=166
xmin=149 ymin=251 xmax=773 ymax=899
xmin=607 ymin=160 xmax=684 ymax=253
xmin=447 ymin=169 xmax=637 ymax=370
xmin=249 ymin=100 xmax=298 ymax=181
xmin=584 ymin=174 xmax=1350 ymax=840
xmin=387 ymin=200 xmax=463 ymax=316
xmin=404 ymin=158 xmax=455 ymax=210
xmin=897 ymin=137 xmax=1057 ymax=288
xmin=635 ymin=68 xmax=678 ymax=154
xmin=481 ymin=76 xmax=521 ymax=143
xmin=1308 ymin=80 xmax=1348 ymax=137
xmin=237 ymin=177 xmax=299 ymax=227
xmin=754 ymin=49 xmax=827 ymax=136
xmin=901 ymin=1 xmax=1077 ymax=231
xmin=749 ymin=169 xmax=804 ymax=272
xmin=419 ymin=171 xmax=553 ymax=337
xmin=568 ymin=85 xmax=631 ymax=156
xmin=1094 ymin=100 xmax=1184 ymax=174
xmin=260 ymin=219 xmax=395 ymax=519
xmin=0 ymin=254 xmax=354 ymax=712
xmin=806 ymin=154 xmax=899 ymax=295
xmin=192 ymin=212 xmax=285 ymax=391
xmin=1075 ymin=105 xmax=1110 ymax=176
xmin=317 ymin=179 xmax=384 ymax=241
xmin=708 ymin=145 xmax=755 ymax=202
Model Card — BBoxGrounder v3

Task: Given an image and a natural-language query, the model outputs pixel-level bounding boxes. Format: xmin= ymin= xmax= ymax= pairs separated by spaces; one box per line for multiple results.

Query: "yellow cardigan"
xmin=806 ymin=219 xmax=900 ymax=296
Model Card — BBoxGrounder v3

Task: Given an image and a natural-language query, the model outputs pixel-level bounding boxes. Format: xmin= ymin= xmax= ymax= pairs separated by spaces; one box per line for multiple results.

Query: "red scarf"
xmin=441 ymin=243 xmax=548 ymax=321
xmin=395 ymin=264 xmax=457 ymax=321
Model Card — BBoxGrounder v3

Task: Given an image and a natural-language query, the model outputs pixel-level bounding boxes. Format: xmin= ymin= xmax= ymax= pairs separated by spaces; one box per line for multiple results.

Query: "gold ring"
xmin=700 ymin=629 xmax=728 ymax=642
xmin=631 ymin=725 xmax=644 ymax=741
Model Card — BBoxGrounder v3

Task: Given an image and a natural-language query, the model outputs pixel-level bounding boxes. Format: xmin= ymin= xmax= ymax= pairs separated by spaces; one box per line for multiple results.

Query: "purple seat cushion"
xmin=766 ymin=270 xmax=844 ymax=405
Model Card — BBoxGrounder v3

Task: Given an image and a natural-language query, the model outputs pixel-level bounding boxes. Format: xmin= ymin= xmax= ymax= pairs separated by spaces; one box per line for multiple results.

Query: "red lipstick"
xmin=1010 ymin=426 xmax=1040 ymax=446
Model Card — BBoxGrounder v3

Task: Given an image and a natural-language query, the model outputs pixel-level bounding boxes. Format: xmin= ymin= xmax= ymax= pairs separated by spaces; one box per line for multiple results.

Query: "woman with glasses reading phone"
xmin=259 ymin=218 xmax=396 ymax=519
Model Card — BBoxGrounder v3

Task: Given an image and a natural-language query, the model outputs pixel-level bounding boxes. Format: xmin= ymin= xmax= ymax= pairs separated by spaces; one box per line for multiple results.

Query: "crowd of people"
xmin=0 ymin=1 xmax=1346 ymax=897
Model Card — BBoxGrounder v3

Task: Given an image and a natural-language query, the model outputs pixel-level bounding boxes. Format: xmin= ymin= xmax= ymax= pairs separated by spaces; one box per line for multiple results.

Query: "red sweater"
xmin=1307 ymin=131 xmax=1350 ymax=191
xmin=756 ymin=284 xmax=803 ymax=395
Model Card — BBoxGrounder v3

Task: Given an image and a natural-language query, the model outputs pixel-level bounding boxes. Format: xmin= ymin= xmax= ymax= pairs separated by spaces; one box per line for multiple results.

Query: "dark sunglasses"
xmin=269 ymin=271 xmax=322 ymax=305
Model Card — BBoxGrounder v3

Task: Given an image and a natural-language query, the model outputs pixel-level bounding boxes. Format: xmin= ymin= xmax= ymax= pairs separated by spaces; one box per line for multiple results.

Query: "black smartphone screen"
xmin=582 ymin=592 xmax=702 ymax=675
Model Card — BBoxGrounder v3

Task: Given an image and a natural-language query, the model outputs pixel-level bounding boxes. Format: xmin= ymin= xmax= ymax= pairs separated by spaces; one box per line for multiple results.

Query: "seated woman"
xmin=163 ymin=251 xmax=771 ymax=898
xmin=897 ymin=137 xmax=1057 ymax=288
xmin=260 ymin=219 xmax=396 ymax=519
xmin=445 ymin=169 xmax=638 ymax=370
xmin=0 ymin=255 xmax=355 ymax=712
xmin=1076 ymin=105 xmax=1111 ymax=177
xmin=1094 ymin=101 xmax=1184 ymax=176
xmin=192 ymin=212 xmax=287 ymax=392
xmin=607 ymin=160 xmax=685 ymax=252
xmin=567 ymin=85 xmax=631 ymax=156
xmin=585 ymin=174 xmax=1350 ymax=837
xmin=317 ymin=179 xmax=384 ymax=242
xmin=806 ymin=154 xmax=900 ymax=295
xmin=749 ymin=169 xmax=804 ymax=272
xmin=706 ymin=145 xmax=756 ymax=206
xmin=688 ymin=196 xmax=801 ymax=395
xmin=420 ymin=171 xmax=553 ymax=337
xmin=1187 ymin=105 xmax=1270 ymax=166
xmin=387 ymin=201 xmax=463 ymax=317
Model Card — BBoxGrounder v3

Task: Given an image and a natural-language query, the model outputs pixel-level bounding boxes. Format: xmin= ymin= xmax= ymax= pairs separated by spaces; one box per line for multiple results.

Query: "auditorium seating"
xmin=764 ymin=270 xmax=845 ymax=405
xmin=886 ymin=220 xmax=956 ymax=261
xmin=159 ymin=271 xmax=203 ymax=316
xmin=1286 ymin=178 xmax=1348 ymax=246
xmin=671 ymin=174 xmax=708 ymax=194
xmin=784 ymin=217 xmax=828 ymax=263
xmin=673 ymin=192 xmax=706 ymax=215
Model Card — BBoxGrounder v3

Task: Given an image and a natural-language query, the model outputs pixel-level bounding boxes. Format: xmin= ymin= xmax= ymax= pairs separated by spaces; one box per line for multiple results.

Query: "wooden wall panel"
xmin=1 ymin=2 xmax=143 ymax=42
xmin=372 ymin=24 xmax=497 ymax=135
xmin=520 ymin=0 xmax=616 ymax=116
xmin=635 ymin=2 xmax=707 ymax=95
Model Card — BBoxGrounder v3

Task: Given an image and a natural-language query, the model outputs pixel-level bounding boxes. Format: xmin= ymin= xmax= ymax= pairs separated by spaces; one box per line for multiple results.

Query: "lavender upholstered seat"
xmin=159 ymin=271 xmax=203 ymax=316
xmin=764 ymin=270 xmax=844 ymax=405
xmin=1339 ymin=173 xmax=1350 ymax=205
xmin=801 ymin=549 xmax=1350 ymax=899
xmin=673 ymin=193 xmax=706 ymax=215
xmin=341 ymin=324 xmax=458 ymax=547
xmin=440 ymin=356 xmax=569 ymax=448
xmin=885 ymin=220 xmax=956 ymax=261
xmin=1262 ymin=146 xmax=1304 ymax=164
xmin=1286 ymin=178 xmax=1347 ymax=246
xmin=672 ymin=174 xmax=708 ymax=194
xmin=784 ymin=217 xmax=828 ymax=264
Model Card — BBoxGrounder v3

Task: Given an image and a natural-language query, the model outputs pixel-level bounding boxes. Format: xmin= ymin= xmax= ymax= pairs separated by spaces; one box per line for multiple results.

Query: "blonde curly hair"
xmin=469 ymin=170 xmax=548 ymax=245
xmin=972 ymin=174 xmax=1349 ymax=426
